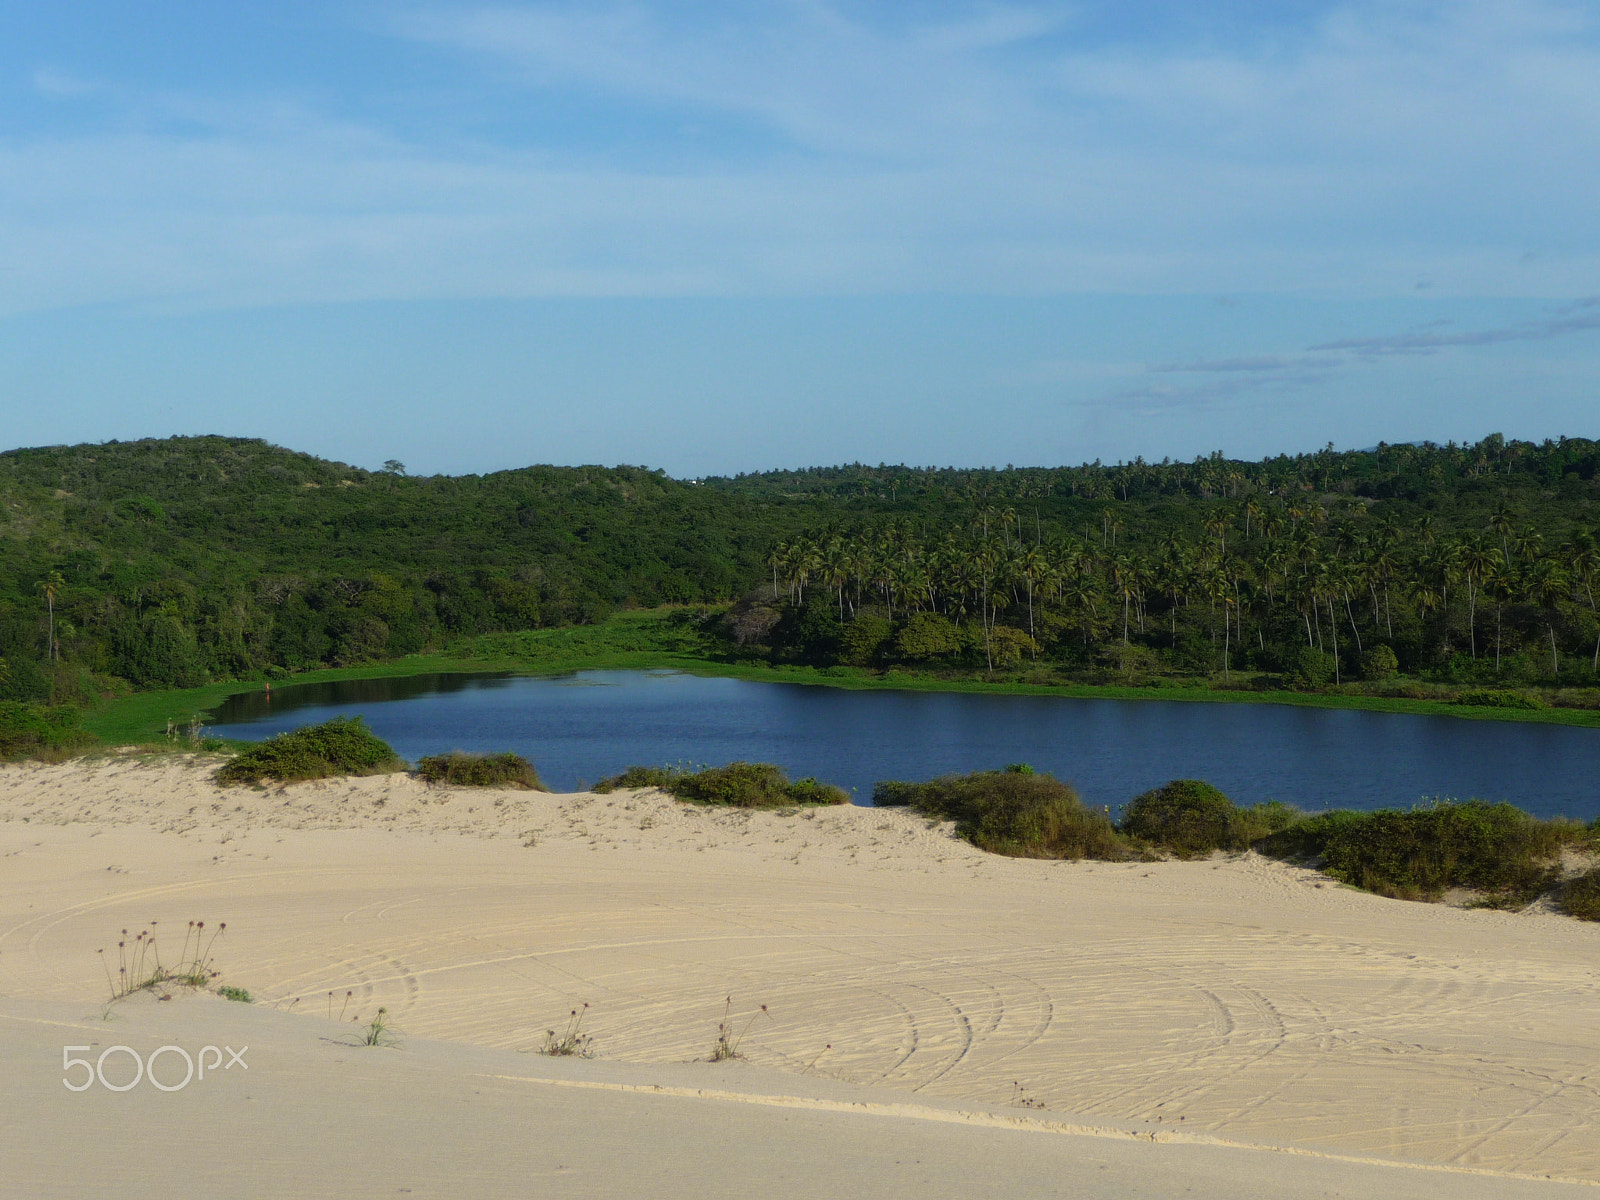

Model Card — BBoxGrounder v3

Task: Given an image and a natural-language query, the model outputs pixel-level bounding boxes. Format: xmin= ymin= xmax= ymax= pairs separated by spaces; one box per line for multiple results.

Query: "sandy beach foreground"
xmin=2 ymin=756 xmax=1597 ymax=1197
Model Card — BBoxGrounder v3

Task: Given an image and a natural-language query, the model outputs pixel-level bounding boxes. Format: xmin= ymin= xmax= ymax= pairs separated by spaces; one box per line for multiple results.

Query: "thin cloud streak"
xmin=1114 ymin=297 xmax=1600 ymax=413
xmin=1310 ymin=298 xmax=1600 ymax=355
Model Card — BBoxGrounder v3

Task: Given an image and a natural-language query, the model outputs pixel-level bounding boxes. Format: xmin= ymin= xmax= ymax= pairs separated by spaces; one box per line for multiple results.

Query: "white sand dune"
xmin=2 ymin=755 xmax=1598 ymax=1196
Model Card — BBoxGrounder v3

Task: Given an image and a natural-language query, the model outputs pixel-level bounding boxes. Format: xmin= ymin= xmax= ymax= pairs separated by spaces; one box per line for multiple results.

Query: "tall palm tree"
xmin=1242 ymin=497 xmax=1263 ymax=541
xmin=1109 ymin=555 xmax=1140 ymax=645
xmin=1018 ymin=545 xmax=1049 ymax=650
xmin=1525 ymin=558 xmax=1570 ymax=677
xmin=1512 ymin=524 xmax=1543 ymax=565
xmin=1560 ymin=532 xmax=1600 ymax=671
xmin=1485 ymin=561 xmax=1516 ymax=671
xmin=1488 ymin=501 xmax=1516 ymax=564
xmin=36 ymin=570 xmax=66 ymax=665
xmin=1460 ymin=536 xmax=1500 ymax=660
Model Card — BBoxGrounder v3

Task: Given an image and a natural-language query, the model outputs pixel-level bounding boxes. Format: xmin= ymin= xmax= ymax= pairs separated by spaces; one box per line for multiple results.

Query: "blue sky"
xmin=2 ymin=2 xmax=1598 ymax=475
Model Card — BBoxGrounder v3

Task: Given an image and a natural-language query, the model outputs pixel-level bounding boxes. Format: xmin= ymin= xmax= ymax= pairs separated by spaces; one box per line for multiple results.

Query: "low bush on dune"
xmin=216 ymin=717 xmax=405 ymax=785
xmin=1254 ymin=800 xmax=1584 ymax=905
xmin=0 ymin=701 xmax=96 ymax=762
xmin=594 ymin=761 xmax=849 ymax=808
xmin=1557 ymin=867 xmax=1600 ymax=921
xmin=873 ymin=767 xmax=1125 ymax=860
xmin=415 ymin=751 xmax=545 ymax=790
xmin=1119 ymin=780 xmax=1299 ymax=857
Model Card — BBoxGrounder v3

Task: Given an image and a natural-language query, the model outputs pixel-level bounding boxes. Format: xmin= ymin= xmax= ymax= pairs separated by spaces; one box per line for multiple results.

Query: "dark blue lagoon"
xmin=207 ymin=670 xmax=1600 ymax=819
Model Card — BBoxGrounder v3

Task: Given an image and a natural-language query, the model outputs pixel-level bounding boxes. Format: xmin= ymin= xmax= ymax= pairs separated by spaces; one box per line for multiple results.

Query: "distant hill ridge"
xmin=1 ymin=432 xmax=1597 ymax=698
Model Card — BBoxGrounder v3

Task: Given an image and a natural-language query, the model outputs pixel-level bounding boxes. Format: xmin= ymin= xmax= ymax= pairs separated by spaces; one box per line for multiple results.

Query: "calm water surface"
xmin=207 ymin=670 xmax=1600 ymax=819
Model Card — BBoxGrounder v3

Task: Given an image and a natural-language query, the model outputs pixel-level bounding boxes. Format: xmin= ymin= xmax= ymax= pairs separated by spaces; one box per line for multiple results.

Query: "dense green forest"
xmin=3 ymin=433 xmax=1600 ymax=709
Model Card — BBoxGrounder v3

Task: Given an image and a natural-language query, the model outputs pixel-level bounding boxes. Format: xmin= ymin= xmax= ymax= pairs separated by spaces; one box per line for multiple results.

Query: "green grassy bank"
xmin=75 ymin=606 xmax=1600 ymax=747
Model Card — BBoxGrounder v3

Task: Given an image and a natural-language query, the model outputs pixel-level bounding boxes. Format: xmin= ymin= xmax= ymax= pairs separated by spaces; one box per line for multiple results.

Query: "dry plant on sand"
xmin=99 ymin=919 xmax=226 ymax=1000
xmin=709 ymin=997 xmax=770 ymax=1061
xmin=541 ymin=1002 xmax=594 ymax=1057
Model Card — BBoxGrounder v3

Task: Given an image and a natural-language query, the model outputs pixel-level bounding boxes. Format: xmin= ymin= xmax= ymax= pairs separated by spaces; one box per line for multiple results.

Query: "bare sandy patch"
xmin=2 ymin=757 xmax=1597 ymax=1190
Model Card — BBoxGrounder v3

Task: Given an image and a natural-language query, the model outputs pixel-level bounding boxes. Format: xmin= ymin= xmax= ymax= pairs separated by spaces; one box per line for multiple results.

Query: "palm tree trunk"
xmin=1468 ymin=581 xmax=1477 ymax=658
xmin=1343 ymin=592 xmax=1362 ymax=652
xmin=1327 ymin=596 xmax=1339 ymax=683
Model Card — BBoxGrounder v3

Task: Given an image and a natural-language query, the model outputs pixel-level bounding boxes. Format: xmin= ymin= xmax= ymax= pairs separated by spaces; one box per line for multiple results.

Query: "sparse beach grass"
xmin=360 ymin=1007 xmax=396 ymax=1047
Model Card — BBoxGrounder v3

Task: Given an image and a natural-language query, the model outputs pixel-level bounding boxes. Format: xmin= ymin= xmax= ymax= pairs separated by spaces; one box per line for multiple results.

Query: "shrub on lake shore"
xmin=0 ymin=701 xmax=96 ymax=762
xmin=1254 ymin=799 xmax=1583 ymax=904
xmin=594 ymin=761 xmax=849 ymax=807
xmin=1556 ymin=867 xmax=1600 ymax=921
xmin=1119 ymin=780 xmax=1300 ymax=857
xmin=873 ymin=770 xmax=1124 ymax=860
xmin=415 ymin=751 xmax=545 ymax=790
xmin=1454 ymin=689 xmax=1545 ymax=710
xmin=216 ymin=716 xmax=405 ymax=785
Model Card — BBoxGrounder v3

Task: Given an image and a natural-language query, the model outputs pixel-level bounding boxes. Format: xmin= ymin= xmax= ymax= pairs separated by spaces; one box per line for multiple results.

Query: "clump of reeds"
xmin=99 ymin=919 xmax=227 ymax=1000
xmin=541 ymin=1002 xmax=594 ymax=1057
xmin=415 ymin=751 xmax=546 ymax=790
xmin=709 ymin=997 xmax=769 ymax=1062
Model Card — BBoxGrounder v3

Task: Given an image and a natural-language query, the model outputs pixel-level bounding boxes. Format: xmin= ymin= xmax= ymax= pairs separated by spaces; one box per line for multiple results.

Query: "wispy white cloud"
xmin=31 ymin=67 xmax=98 ymax=99
xmin=3 ymin=2 xmax=1600 ymax=315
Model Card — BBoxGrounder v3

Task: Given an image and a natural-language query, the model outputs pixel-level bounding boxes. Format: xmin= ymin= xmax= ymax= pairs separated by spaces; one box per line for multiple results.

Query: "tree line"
xmin=3 ymin=432 xmax=1600 ymax=702
xmin=754 ymin=491 xmax=1600 ymax=687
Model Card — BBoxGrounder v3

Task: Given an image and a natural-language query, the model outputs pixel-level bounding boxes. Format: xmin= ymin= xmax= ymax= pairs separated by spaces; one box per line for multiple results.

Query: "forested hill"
xmin=3 ymin=432 xmax=1600 ymax=700
xmin=0 ymin=436 xmax=816 ymax=695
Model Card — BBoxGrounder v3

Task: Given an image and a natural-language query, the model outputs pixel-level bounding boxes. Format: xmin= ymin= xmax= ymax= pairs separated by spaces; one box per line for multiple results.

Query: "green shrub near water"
xmin=1359 ymin=645 xmax=1399 ymax=681
xmin=872 ymin=770 xmax=1124 ymax=860
xmin=1455 ymin=689 xmax=1546 ymax=710
xmin=1557 ymin=867 xmax=1600 ymax=921
xmin=1285 ymin=646 xmax=1337 ymax=688
xmin=415 ymin=751 xmax=545 ymax=790
xmin=1119 ymin=780 xmax=1301 ymax=857
xmin=216 ymin=716 xmax=405 ymax=785
xmin=594 ymin=761 xmax=849 ymax=807
xmin=1120 ymin=780 xmax=1235 ymax=857
xmin=0 ymin=701 xmax=97 ymax=761
xmin=1254 ymin=800 xmax=1583 ymax=904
